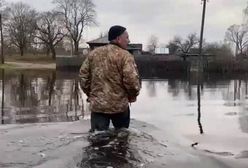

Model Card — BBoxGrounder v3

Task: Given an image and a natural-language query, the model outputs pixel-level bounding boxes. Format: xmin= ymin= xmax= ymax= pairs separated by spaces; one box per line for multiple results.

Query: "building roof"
xmin=87 ymin=36 xmax=143 ymax=51
xmin=128 ymin=44 xmax=142 ymax=50
xmin=87 ymin=36 xmax=109 ymax=44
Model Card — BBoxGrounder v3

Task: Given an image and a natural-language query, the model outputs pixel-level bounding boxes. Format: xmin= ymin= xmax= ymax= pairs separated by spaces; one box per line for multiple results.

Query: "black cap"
xmin=108 ymin=25 xmax=126 ymax=41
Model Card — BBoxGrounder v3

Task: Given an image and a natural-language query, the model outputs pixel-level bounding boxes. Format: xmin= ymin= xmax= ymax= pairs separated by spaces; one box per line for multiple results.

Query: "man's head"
xmin=108 ymin=25 xmax=130 ymax=49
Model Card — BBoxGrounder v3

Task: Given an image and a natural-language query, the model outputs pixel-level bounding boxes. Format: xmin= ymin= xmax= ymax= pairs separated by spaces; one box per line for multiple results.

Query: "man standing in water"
xmin=79 ymin=25 xmax=141 ymax=132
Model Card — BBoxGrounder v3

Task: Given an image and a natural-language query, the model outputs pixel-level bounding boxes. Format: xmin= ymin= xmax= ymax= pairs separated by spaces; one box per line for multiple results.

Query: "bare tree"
xmin=166 ymin=42 xmax=179 ymax=54
xmin=35 ymin=11 xmax=66 ymax=59
xmin=168 ymin=33 xmax=199 ymax=55
xmin=225 ymin=24 xmax=248 ymax=56
xmin=147 ymin=35 xmax=158 ymax=54
xmin=204 ymin=42 xmax=233 ymax=59
xmin=5 ymin=2 xmax=37 ymax=56
xmin=53 ymin=0 xmax=96 ymax=55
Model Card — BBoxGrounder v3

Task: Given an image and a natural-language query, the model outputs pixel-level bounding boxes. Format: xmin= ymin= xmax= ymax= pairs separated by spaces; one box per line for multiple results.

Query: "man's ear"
xmin=116 ymin=36 xmax=121 ymax=42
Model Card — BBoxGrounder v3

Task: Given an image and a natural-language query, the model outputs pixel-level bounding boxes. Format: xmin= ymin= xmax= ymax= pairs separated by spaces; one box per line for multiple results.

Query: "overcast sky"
xmin=8 ymin=0 xmax=247 ymax=48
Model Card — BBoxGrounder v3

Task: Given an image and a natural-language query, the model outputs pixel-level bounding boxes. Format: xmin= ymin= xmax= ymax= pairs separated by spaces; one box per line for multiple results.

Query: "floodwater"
xmin=0 ymin=70 xmax=83 ymax=124
xmin=1 ymin=70 xmax=248 ymax=164
xmin=80 ymin=129 xmax=144 ymax=168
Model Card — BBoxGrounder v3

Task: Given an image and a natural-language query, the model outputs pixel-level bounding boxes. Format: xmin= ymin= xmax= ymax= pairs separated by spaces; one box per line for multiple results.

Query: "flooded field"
xmin=0 ymin=70 xmax=248 ymax=162
xmin=132 ymin=77 xmax=248 ymax=158
xmin=0 ymin=70 xmax=83 ymax=124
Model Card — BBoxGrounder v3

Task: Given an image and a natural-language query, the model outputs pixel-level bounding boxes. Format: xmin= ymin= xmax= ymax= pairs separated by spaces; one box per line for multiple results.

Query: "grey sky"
xmin=8 ymin=0 xmax=247 ymax=48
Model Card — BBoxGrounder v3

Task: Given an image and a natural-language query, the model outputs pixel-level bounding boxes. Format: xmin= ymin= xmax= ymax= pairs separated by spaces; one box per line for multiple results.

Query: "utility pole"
xmin=198 ymin=0 xmax=208 ymax=72
xmin=0 ymin=13 xmax=4 ymax=64
xmin=197 ymin=0 xmax=208 ymax=134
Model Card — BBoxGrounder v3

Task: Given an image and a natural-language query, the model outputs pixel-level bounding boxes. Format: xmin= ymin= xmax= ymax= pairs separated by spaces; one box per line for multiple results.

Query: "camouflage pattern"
xmin=79 ymin=44 xmax=141 ymax=114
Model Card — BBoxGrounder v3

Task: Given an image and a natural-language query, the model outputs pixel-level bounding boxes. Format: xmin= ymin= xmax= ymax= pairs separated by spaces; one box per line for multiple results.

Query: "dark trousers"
xmin=90 ymin=107 xmax=130 ymax=131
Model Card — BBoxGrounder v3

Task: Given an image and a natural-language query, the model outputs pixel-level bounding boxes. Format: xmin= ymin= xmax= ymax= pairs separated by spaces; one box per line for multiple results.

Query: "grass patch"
xmin=0 ymin=63 xmax=18 ymax=69
xmin=5 ymin=54 xmax=55 ymax=63
xmin=3 ymin=68 xmax=55 ymax=76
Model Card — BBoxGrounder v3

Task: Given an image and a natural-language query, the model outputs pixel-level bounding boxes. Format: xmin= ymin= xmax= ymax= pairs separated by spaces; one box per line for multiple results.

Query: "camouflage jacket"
xmin=79 ymin=44 xmax=141 ymax=113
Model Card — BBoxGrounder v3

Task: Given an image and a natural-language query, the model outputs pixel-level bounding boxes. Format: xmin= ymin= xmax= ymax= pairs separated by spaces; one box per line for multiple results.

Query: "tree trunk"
xmin=73 ymin=40 xmax=79 ymax=55
xmin=235 ymin=43 xmax=239 ymax=57
xmin=46 ymin=47 xmax=50 ymax=56
xmin=51 ymin=46 xmax=56 ymax=60
xmin=20 ymin=47 xmax=24 ymax=56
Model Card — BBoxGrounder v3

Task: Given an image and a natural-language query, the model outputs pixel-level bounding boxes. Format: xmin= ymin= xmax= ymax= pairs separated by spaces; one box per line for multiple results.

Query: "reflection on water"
xmin=133 ymin=74 xmax=248 ymax=138
xmin=0 ymin=70 xmax=85 ymax=124
xmin=239 ymin=80 xmax=248 ymax=133
xmin=0 ymin=70 xmax=248 ymax=138
xmin=1 ymin=69 xmax=5 ymax=124
xmin=197 ymin=80 xmax=204 ymax=134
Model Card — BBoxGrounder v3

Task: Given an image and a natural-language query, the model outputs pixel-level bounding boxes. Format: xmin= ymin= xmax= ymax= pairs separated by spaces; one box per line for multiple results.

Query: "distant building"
xmin=155 ymin=47 xmax=169 ymax=54
xmin=87 ymin=36 xmax=143 ymax=55
xmin=87 ymin=36 xmax=109 ymax=50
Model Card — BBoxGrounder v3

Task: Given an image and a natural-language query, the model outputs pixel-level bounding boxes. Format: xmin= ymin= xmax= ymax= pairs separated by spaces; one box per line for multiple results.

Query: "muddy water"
xmin=0 ymin=70 xmax=248 ymax=161
xmin=80 ymin=130 xmax=142 ymax=168
xmin=79 ymin=128 xmax=168 ymax=168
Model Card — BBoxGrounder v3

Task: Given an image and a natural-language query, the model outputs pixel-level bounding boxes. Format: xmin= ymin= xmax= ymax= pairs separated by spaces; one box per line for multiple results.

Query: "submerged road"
xmin=0 ymin=120 xmax=247 ymax=168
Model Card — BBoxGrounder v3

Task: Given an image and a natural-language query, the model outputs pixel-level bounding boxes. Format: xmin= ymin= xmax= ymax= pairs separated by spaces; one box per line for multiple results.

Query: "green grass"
xmin=0 ymin=63 xmax=18 ymax=69
xmin=5 ymin=54 xmax=55 ymax=63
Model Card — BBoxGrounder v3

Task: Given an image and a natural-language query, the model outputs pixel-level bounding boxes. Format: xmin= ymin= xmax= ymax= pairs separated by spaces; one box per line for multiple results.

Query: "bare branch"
xmin=35 ymin=11 xmax=66 ymax=59
xmin=225 ymin=24 xmax=248 ymax=56
xmin=167 ymin=33 xmax=199 ymax=54
xmin=53 ymin=0 xmax=96 ymax=55
xmin=5 ymin=2 xmax=37 ymax=56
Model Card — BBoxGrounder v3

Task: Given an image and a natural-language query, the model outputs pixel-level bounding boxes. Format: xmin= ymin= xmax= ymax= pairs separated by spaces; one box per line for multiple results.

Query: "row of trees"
xmin=224 ymin=3 xmax=248 ymax=57
xmin=147 ymin=32 xmax=232 ymax=60
xmin=167 ymin=33 xmax=199 ymax=55
xmin=225 ymin=25 xmax=248 ymax=57
xmin=0 ymin=0 xmax=96 ymax=59
xmin=147 ymin=2 xmax=248 ymax=59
